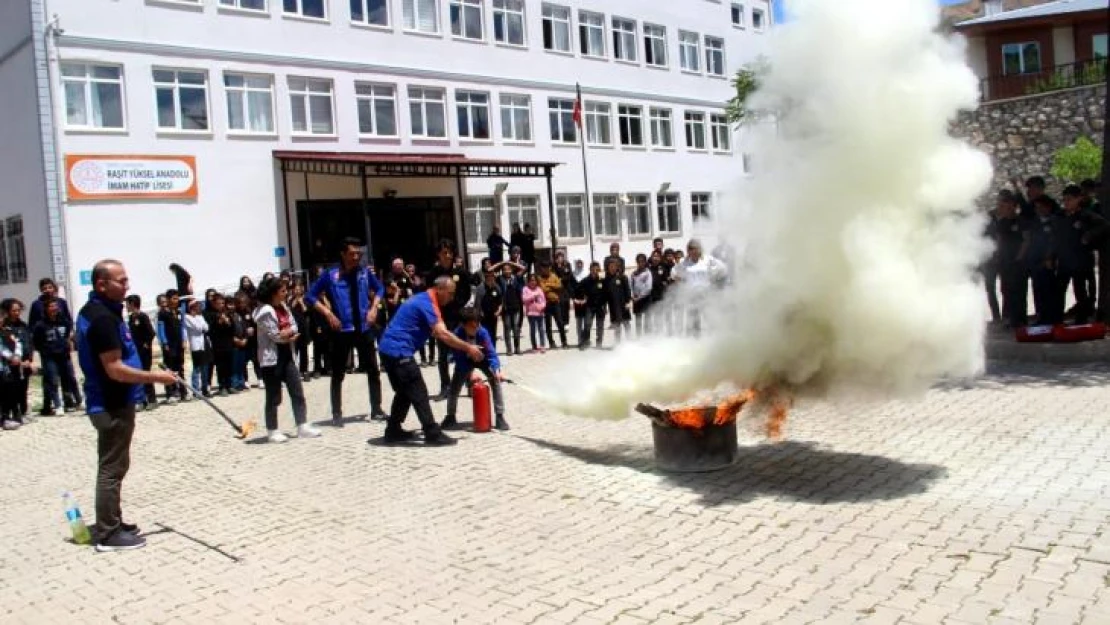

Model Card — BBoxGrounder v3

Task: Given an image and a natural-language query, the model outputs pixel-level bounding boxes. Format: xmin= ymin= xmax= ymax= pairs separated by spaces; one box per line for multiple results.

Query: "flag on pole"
xmin=572 ymin=84 xmax=583 ymax=128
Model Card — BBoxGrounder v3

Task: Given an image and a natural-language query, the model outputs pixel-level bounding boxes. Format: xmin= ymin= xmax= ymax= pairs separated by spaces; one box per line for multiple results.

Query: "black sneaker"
xmin=430 ymin=390 xmax=448 ymax=402
xmin=331 ymin=416 xmax=345 ymax=428
xmin=424 ymin=433 xmax=458 ymax=446
xmin=95 ymin=530 xmax=147 ymax=552
xmin=495 ymin=415 xmax=511 ymax=431
xmin=441 ymin=415 xmax=460 ymax=430
xmin=218 ymin=389 xmax=229 ymax=397
xmin=382 ymin=428 xmax=417 ymax=444
xmin=370 ymin=409 xmax=389 ymax=422
xmin=40 ymin=409 xmax=57 ymax=417
xmin=121 ymin=522 xmax=141 ymax=535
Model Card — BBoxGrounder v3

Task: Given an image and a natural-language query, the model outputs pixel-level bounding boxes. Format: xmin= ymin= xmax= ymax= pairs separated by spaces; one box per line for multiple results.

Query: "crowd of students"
xmin=983 ymin=177 xmax=1106 ymax=328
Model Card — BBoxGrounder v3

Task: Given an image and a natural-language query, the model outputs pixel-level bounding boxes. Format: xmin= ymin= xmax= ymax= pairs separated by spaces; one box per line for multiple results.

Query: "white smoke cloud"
xmin=544 ymin=0 xmax=994 ymax=420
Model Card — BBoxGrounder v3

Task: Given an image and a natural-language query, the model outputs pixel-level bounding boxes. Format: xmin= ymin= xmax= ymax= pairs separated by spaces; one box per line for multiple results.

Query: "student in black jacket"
xmin=574 ymin=262 xmax=608 ymax=349
xmin=206 ymin=294 xmax=238 ymax=395
xmin=33 ymin=297 xmax=84 ymax=415
xmin=157 ymin=290 xmax=188 ymax=402
xmin=1058 ymin=185 xmax=1109 ymax=324
xmin=603 ymin=258 xmax=632 ymax=343
xmin=125 ymin=295 xmax=158 ymax=410
xmin=425 ymin=240 xmax=476 ymax=399
xmin=993 ymin=192 xmax=1029 ymax=328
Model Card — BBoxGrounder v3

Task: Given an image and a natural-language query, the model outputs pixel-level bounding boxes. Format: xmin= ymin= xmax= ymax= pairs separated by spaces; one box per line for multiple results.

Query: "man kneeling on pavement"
xmin=441 ymin=306 xmax=509 ymax=432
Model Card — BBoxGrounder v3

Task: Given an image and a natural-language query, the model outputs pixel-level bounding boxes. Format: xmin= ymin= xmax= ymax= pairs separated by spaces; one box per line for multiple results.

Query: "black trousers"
xmin=328 ymin=331 xmax=382 ymax=417
xmin=1063 ymin=267 xmax=1096 ymax=323
xmin=999 ymin=264 xmax=1028 ymax=326
xmin=261 ymin=356 xmax=307 ymax=431
xmin=1031 ymin=266 xmax=1060 ymax=325
xmin=213 ymin=349 xmax=234 ymax=391
xmin=137 ymin=347 xmax=157 ymax=404
xmin=1098 ymin=253 xmax=1110 ymax=323
xmin=163 ymin=346 xmax=187 ymax=399
xmin=545 ymin=302 xmax=567 ymax=347
xmin=381 ymin=354 xmax=440 ymax=436
xmin=981 ymin=264 xmax=1002 ymax=322
xmin=90 ymin=406 xmax=136 ymax=539
xmin=312 ymin=332 xmax=330 ymax=374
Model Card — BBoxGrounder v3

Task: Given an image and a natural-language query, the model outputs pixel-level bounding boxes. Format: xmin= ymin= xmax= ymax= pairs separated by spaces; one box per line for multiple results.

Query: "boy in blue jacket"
xmin=442 ymin=307 xmax=509 ymax=431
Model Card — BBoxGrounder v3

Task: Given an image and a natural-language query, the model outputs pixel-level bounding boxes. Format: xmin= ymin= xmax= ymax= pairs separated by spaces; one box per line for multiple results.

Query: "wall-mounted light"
xmin=658 ymin=182 xmax=671 ymax=193
xmin=494 ymin=182 xmax=509 ymax=195
xmin=383 ymin=188 xmax=398 ymax=199
xmin=618 ymin=193 xmax=630 ymax=205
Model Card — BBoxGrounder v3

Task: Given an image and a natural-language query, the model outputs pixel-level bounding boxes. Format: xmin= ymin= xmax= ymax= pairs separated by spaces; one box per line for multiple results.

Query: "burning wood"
xmin=635 ymin=388 xmax=791 ymax=440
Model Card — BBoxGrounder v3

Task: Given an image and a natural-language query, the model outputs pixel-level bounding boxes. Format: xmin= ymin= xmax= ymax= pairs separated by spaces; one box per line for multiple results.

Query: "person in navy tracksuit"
xmin=306 ymin=237 xmax=386 ymax=425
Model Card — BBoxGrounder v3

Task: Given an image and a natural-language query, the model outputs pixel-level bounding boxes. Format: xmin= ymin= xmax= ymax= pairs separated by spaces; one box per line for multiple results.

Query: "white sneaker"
xmin=267 ymin=430 xmax=289 ymax=444
xmin=295 ymin=424 xmax=321 ymax=438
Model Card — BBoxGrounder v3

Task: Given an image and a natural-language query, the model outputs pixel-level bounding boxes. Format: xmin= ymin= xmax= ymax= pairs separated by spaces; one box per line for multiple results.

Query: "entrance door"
xmin=297 ymin=197 xmax=455 ymax=272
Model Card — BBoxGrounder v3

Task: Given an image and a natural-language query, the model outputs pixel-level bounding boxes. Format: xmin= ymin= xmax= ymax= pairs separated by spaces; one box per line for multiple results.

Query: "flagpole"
xmin=576 ymin=83 xmax=596 ymax=263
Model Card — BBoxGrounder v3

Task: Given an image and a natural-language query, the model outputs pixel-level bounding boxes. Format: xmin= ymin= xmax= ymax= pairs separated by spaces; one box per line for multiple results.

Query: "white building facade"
xmin=0 ymin=0 xmax=772 ymax=305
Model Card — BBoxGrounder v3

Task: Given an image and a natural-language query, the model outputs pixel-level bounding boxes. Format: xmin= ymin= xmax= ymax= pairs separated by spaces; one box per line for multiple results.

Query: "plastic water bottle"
xmin=62 ymin=492 xmax=92 ymax=545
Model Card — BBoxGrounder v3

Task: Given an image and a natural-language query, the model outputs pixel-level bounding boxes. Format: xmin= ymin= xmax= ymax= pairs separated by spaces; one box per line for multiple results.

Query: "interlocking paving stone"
xmin=3 ymin=352 xmax=1110 ymax=624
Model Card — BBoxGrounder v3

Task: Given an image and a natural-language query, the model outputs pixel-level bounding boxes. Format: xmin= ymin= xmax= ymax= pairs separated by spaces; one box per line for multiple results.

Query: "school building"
xmin=0 ymin=0 xmax=773 ymax=305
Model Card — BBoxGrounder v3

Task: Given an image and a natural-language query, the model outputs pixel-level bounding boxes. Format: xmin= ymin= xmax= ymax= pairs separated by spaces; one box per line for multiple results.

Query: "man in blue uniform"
xmin=76 ymin=260 xmax=178 ymax=552
xmin=307 ymin=238 xmax=387 ymax=425
xmin=377 ymin=276 xmax=482 ymax=446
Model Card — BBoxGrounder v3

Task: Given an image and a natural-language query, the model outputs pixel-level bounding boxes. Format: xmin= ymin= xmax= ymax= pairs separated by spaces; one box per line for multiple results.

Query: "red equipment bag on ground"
xmin=1052 ymin=322 xmax=1107 ymax=343
xmin=471 ymin=378 xmax=492 ymax=433
xmin=1015 ymin=325 xmax=1056 ymax=343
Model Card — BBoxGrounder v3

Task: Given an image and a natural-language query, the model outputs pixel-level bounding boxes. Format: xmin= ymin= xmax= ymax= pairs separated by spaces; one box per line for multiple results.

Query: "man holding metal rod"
xmin=75 ymin=260 xmax=178 ymax=552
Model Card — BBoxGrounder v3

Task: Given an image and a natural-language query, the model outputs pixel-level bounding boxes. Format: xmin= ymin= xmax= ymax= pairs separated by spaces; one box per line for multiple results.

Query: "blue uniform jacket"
xmin=451 ymin=325 xmax=500 ymax=373
xmin=305 ymin=264 xmax=385 ymax=334
xmin=76 ymin=294 xmax=145 ymax=414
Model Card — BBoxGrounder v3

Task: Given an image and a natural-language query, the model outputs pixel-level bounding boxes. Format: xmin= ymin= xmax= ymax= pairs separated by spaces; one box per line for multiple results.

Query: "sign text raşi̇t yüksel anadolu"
xmin=65 ymin=155 xmax=198 ymax=201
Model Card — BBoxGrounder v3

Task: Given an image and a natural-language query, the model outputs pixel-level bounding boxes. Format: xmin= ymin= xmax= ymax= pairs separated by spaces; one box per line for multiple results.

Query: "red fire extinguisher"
xmin=472 ymin=378 xmax=492 ymax=433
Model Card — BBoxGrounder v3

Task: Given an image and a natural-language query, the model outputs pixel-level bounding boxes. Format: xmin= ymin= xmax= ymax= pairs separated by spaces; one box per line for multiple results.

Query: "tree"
xmin=726 ymin=57 xmax=771 ymax=126
xmin=1051 ymin=136 xmax=1104 ymax=183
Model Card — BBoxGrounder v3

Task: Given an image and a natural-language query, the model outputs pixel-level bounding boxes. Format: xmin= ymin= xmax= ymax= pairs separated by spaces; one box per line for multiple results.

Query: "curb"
xmin=985 ymin=337 xmax=1110 ymax=365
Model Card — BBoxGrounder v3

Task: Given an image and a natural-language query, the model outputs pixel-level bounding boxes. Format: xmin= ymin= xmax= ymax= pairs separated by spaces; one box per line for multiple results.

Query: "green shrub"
xmin=1051 ymin=137 xmax=1103 ymax=183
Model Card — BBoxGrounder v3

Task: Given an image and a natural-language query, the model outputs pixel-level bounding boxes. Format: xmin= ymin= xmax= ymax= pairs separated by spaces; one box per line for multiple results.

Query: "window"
xmin=493 ymin=0 xmax=525 ymax=45
xmin=555 ymin=194 xmax=586 ymax=239
xmin=219 ymin=0 xmax=267 ymax=11
xmin=656 ymin=193 xmax=681 ymax=234
xmin=0 ymin=222 xmax=8 ymax=285
xmin=5 ymin=217 xmax=26 ymax=284
xmin=542 ymin=4 xmax=572 ymax=52
xmin=612 ymin=18 xmax=637 ymax=62
xmin=579 ymin=10 xmax=605 ymax=57
xmin=624 ymin=194 xmax=651 ymax=236
xmin=691 ymin=193 xmax=711 ymax=222
xmin=705 ymin=36 xmax=725 ymax=76
xmin=450 ymin=0 xmax=483 ymax=40
xmin=507 ymin=196 xmax=540 ymax=232
xmin=548 ymin=98 xmax=577 ymax=144
xmin=584 ymin=102 xmax=611 ymax=146
xmin=153 ymin=69 xmax=209 ymax=131
xmin=710 ymin=113 xmax=730 ymax=151
xmin=224 ymin=73 xmax=274 ymax=134
xmin=61 ymin=63 xmax=124 ymax=130
xmin=649 ymin=107 xmax=673 ymax=148
xmin=283 ymin=0 xmax=326 ymax=19
xmin=684 ymin=111 xmax=707 ymax=150
xmin=752 ymin=7 xmax=764 ymax=31
xmin=1095 ymin=34 xmax=1108 ymax=60
xmin=355 ymin=83 xmax=397 ymax=136
xmin=403 ymin=0 xmax=439 ymax=33
xmin=1001 ymin=42 xmax=1041 ymax=75
xmin=500 ymin=94 xmax=532 ymax=141
xmin=351 ymin=0 xmax=388 ymax=25
xmin=288 ymin=77 xmax=335 ymax=135
xmin=644 ymin=23 xmax=668 ymax=67
xmin=731 ymin=3 xmax=744 ymax=27
xmin=464 ymin=196 xmax=497 ymax=245
xmin=593 ymin=194 xmax=620 ymax=237
xmin=679 ymin=31 xmax=701 ymax=72
xmin=456 ymin=90 xmax=491 ymax=140
xmin=409 ymin=87 xmax=447 ymax=138
xmin=617 ymin=105 xmax=643 ymax=147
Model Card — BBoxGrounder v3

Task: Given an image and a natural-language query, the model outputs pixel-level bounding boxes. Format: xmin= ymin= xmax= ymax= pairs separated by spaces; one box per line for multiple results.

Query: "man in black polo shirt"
xmin=425 ymin=240 xmax=474 ymax=400
xmin=76 ymin=260 xmax=178 ymax=552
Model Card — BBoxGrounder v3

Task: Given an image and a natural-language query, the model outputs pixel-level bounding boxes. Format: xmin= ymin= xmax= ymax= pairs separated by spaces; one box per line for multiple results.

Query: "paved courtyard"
xmin=4 ymin=348 xmax=1110 ymax=624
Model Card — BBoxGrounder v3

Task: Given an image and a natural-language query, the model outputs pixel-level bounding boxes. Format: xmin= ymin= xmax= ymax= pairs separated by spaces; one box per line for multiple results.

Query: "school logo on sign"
xmin=66 ymin=155 xmax=198 ymax=201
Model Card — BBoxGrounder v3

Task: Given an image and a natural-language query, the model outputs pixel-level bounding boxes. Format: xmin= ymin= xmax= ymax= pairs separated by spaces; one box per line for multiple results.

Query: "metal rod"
xmin=455 ymin=169 xmax=470 ymax=271
xmin=545 ymin=167 xmax=558 ymax=254
xmin=360 ymin=164 xmax=374 ymax=265
xmin=280 ymin=162 xmax=296 ymax=271
xmin=576 ymin=83 xmax=596 ymax=263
